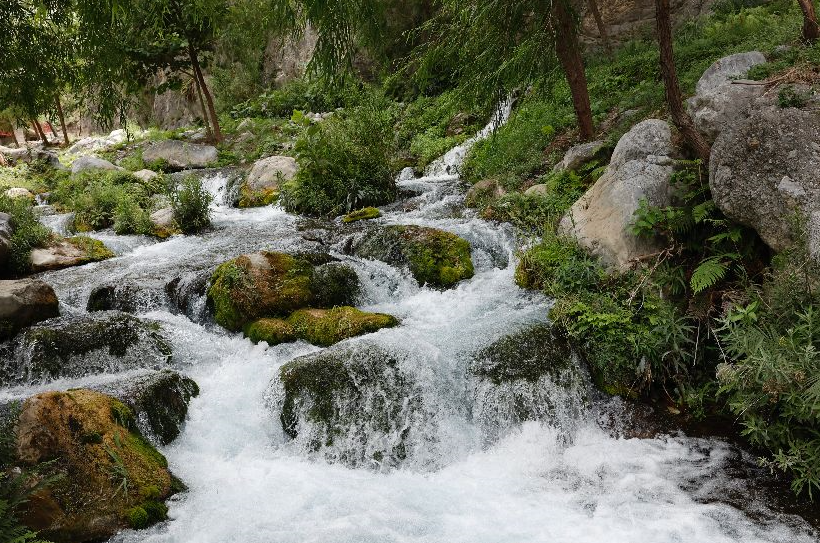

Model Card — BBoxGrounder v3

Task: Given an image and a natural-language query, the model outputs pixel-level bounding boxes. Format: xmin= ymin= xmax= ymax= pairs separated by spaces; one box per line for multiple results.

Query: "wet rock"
xmin=87 ymin=281 xmax=165 ymax=314
xmin=351 ymin=225 xmax=474 ymax=289
xmin=0 ymin=211 xmax=12 ymax=268
xmin=244 ymin=318 xmax=296 ymax=345
xmin=207 ymin=251 xmax=358 ymax=331
xmin=93 ymin=370 xmax=200 ymax=445
xmin=342 ymin=207 xmax=382 ymax=223
xmin=0 ymin=279 xmax=59 ymax=341
xmin=552 ymin=140 xmax=606 ymax=173
xmin=275 ymin=342 xmax=427 ymax=468
xmin=13 ymin=390 xmax=174 ymax=541
xmin=4 ymin=187 xmax=35 ymax=200
xmin=30 ymin=237 xmax=114 ymax=273
xmin=470 ymin=325 xmax=586 ymax=439
xmin=142 ymin=140 xmax=218 ymax=170
xmin=286 ymin=307 xmax=398 ymax=347
xmin=0 ymin=311 xmax=172 ymax=385
xmin=238 ymin=155 xmax=297 ymax=208
xmin=165 ymin=269 xmax=211 ymax=322
xmin=559 ymin=119 xmax=676 ymax=270
xmin=465 ymin=179 xmax=506 ymax=208
xmin=710 ymin=104 xmax=820 ymax=256
xmin=70 ymin=155 xmax=121 ymax=175
xmin=687 ymin=52 xmax=767 ymax=141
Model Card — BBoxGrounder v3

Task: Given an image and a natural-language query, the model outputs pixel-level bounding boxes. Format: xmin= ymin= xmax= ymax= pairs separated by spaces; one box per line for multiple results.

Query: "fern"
xmin=691 ymin=256 xmax=729 ymax=294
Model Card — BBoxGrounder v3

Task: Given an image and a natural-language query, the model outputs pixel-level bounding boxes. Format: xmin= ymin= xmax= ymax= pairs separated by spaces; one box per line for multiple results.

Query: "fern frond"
xmin=691 ymin=256 xmax=729 ymax=294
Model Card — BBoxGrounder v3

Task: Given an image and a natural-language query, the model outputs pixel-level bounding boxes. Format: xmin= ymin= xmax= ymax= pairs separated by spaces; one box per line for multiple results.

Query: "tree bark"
xmin=192 ymin=74 xmax=214 ymax=141
xmin=188 ymin=44 xmax=222 ymax=142
xmin=553 ymin=0 xmax=595 ymax=141
xmin=587 ymin=0 xmax=612 ymax=56
xmin=55 ymin=96 xmax=70 ymax=146
xmin=798 ymin=0 xmax=820 ymax=42
xmin=655 ymin=0 xmax=711 ymax=162
xmin=31 ymin=118 xmax=46 ymax=142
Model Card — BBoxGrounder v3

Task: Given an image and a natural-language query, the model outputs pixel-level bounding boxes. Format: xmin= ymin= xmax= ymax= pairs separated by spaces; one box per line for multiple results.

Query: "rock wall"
xmin=580 ymin=0 xmax=718 ymax=43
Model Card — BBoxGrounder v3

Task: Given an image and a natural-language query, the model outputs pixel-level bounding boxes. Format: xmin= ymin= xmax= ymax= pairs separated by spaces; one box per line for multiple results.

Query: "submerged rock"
xmin=275 ymin=342 xmax=428 ymax=468
xmin=710 ymin=103 xmax=820 ymax=257
xmin=470 ymin=325 xmax=587 ymax=440
xmin=559 ymin=119 xmax=676 ymax=270
xmin=0 ymin=311 xmax=172 ymax=385
xmin=30 ymin=237 xmax=114 ymax=273
xmin=93 ymin=370 xmax=200 ymax=445
xmin=351 ymin=225 xmax=474 ymax=288
xmin=87 ymin=280 xmax=166 ymax=314
xmin=207 ymin=251 xmax=359 ymax=331
xmin=287 ymin=307 xmax=398 ymax=347
xmin=0 ymin=279 xmax=59 ymax=341
xmin=142 ymin=140 xmax=218 ymax=170
xmin=13 ymin=390 xmax=175 ymax=541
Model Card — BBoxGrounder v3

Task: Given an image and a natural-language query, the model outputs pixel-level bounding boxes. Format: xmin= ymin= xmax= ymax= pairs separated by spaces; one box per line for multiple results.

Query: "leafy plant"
xmin=0 ymin=194 xmax=52 ymax=277
xmin=777 ymin=85 xmax=809 ymax=109
xmin=168 ymin=176 xmax=212 ymax=234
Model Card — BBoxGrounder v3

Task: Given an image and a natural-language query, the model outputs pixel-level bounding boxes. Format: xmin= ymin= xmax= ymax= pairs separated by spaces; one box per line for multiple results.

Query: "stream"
xmin=3 ymin=113 xmax=818 ymax=543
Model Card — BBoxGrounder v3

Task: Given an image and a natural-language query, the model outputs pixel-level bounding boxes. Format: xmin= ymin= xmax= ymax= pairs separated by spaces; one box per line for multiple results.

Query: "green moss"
xmin=237 ymin=184 xmax=279 ymax=208
xmin=343 ymin=207 xmax=382 ymax=223
xmin=208 ymin=261 xmax=255 ymax=331
xmin=401 ymin=227 xmax=474 ymax=289
xmin=471 ymin=325 xmax=572 ymax=384
xmin=126 ymin=506 xmax=149 ymax=529
xmin=287 ymin=307 xmax=398 ymax=347
xmin=142 ymin=500 xmax=169 ymax=523
xmin=66 ymin=236 xmax=115 ymax=262
xmin=243 ymin=318 xmax=296 ymax=345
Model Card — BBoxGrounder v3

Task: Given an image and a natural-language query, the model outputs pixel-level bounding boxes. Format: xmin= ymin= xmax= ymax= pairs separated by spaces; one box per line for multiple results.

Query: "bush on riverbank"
xmin=0 ymin=194 xmax=52 ymax=277
xmin=169 ymin=177 xmax=212 ymax=234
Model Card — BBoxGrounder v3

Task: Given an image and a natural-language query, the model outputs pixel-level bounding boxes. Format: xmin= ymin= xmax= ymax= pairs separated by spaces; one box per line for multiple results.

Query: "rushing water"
xmin=6 ymin=113 xmax=818 ymax=542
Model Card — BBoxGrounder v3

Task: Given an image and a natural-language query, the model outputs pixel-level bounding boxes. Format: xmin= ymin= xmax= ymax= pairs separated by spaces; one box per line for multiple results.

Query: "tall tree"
xmin=797 ymin=0 xmax=820 ymax=42
xmin=655 ymin=0 xmax=711 ymax=162
xmin=587 ymin=0 xmax=612 ymax=56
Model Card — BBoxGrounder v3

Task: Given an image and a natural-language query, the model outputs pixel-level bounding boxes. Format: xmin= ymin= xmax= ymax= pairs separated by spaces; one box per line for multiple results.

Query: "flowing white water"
xmin=12 ymin=112 xmax=818 ymax=542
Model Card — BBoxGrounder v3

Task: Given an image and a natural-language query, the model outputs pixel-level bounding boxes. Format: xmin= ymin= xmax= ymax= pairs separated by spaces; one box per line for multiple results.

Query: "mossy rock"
xmin=207 ymin=252 xmax=359 ymax=332
xmin=343 ymin=207 xmax=382 ymax=223
xmin=287 ymin=307 xmax=398 ymax=347
xmin=14 ymin=390 xmax=176 ymax=542
xmin=470 ymin=324 xmax=572 ymax=384
xmin=237 ymin=184 xmax=279 ymax=208
xmin=244 ymin=318 xmax=296 ymax=345
xmin=352 ymin=225 xmax=474 ymax=289
xmin=66 ymin=236 xmax=115 ymax=262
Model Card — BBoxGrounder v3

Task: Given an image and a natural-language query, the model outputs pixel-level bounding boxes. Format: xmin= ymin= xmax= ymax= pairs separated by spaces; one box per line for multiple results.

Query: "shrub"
xmin=113 ymin=198 xmax=153 ymax=236
xmin=282 ymin=95 xmax=398 ymax=216
xmin=0 ymin=195 xmax=52 ymax=277
xmin=169 ymin=177 xmax=212 ymax=234
xmin=230 ymin=78 xmax=363 ymax=119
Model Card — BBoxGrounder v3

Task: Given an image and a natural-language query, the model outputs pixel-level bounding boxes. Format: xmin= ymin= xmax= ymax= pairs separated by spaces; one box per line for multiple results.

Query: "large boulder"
xmin=93 ymin=370 xmax=199 ymax=445
xmin=559 ymin=119 xmax=676 ymax=270
xmin=470 ymin=325 xmax=586 ymax=439
xmin=30 ymin=237 xmax=113 ymax=273
xmin=710 ymin=104 xmax=820 ymax=256
xmin=67 ymin=129 xmax=130 ymax=155
xmin=0 ymin=145 xmax=61 ymax=167
xmin=274 ymin=342 xmax=428 ymax=468
xmin=238 ymin=155 xmax=298 ymax=208
xmin=4 ymin=187 xmax=35 ymax=200
xmin=70 ymin=155 xmax=120 ymax=175
xmin=687 ymin=52 xmax=767 ymax=141
xmin=13 ymin=390 xmax=175 ymax=541
xmin=0 ymin=211 xmax=12 ymax=268
xmin=0 ymin=279 xmax=59 ymax=341
xmin=142 ymin=140 xmax=218 ymax=170
xmin=0 ymin=311 xmax=172 ymax=385
xmin=552 ymin=140 xmax=606 ymax=172
xmin=287 ymin=307 xmax=398 ymax=347
xmin=149 ymin=207 xmax=178 ymax=238
xmin=207 ymin=252 xmax=359 ymax=331
xmin=351 ymin=225 xmax=474 ymax=289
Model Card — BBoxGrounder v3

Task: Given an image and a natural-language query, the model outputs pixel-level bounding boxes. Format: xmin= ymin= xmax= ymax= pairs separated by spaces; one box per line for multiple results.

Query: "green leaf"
xmin=690 ymin=256 xmax=728 ymax=294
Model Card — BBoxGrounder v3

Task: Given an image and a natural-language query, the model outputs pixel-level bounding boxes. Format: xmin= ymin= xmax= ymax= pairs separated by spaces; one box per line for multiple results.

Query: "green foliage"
xmin=230 ymin=78 xmax=362 ymax=119
xmin=168 ymin=177 xmax=212 ymax=234
xmin=777 ymin=85 xmax=809 ymax=108
xmin=342 ymin=207 xmax=381 ymax=223
xmin=0 ymin=462 xmax=58 ymax=543
xmin=0 ymin=195 xmax=52 ymax=277
xmin=282 ymin=95 xmax=397 ymax=215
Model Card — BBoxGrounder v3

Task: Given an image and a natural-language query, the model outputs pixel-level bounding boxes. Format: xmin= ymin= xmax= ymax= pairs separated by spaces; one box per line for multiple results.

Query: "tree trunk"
xmin=655 ymin=0 xmax=711 ymax=162
xmin=798 ymin=0 xmax=820 ymax=42
xmin=31 ymin=118 xmax=46 ymax=142
xmin=193 ymin=75 xmax=214 ymax=141
xmin=587 ymin=0 xmax=612 ymax=56
xmin=553 ymin=0 xmax=595 ymax=141
xmin=188 ymin=44 xmax=222 ymax=142
xmin=55 ymin=96 xmax=70 ymax=146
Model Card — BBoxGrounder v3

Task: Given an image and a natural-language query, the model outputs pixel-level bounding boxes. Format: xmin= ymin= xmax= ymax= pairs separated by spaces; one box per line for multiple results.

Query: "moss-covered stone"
xmin=237 ymin=184 xmax=279 ymax=208
xmin=287 ymin=307 xmax=398 ymax=347
xmin=343 ymin=207 xmax=382 ymax=223
xmin=470 ymin=324 xmax=572 ymax=384
xmin=352 ymin=225 xmax=474 ymax=289
xmin=207 ymin=251 xmax=359 ymax=332
xmin=66 ymin=236 xmax=115 ymax=262
xmin=244 ymin=318 xmax=296 ymax=345
xmin=14 ymin=390 xmax=176 ymax=542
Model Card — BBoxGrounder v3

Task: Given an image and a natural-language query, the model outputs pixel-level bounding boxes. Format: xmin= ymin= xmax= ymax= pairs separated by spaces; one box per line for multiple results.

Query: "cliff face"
xmin=580 ymin=0 xmax=717 ymax=43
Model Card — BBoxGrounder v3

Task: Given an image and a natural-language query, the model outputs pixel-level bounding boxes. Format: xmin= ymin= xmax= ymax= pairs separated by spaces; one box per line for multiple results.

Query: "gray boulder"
xmin=465 ymin=178 xmax=506 ymax=207
xmin=559 ymin=119 xmax=676 ymax=270
xmin=0 ymin=279 xmax=59 ymax=341
xmin=0 ymin=212 xmax=11 ymax=268
xmin=710 ymin=104 xmax=820 ymax=257
xmin=246 ymin=155 xmax=298 ymax=192
xmin=0 ymin=146 xmax=61 ymax=168
xmin=687 ymin=52 xmax=768 ymax=141
xmin=71 ymin=155 xmax=120 ymax=175
xmin=4 ymin=187 xmax=34 ymax=200
xmin=142 ymin=140 xmax=218 ymax=170
xmin=552 ymin=140 xmax=606 ymax=173
xmin=133 ymin=169 xmax=160 ymax=183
